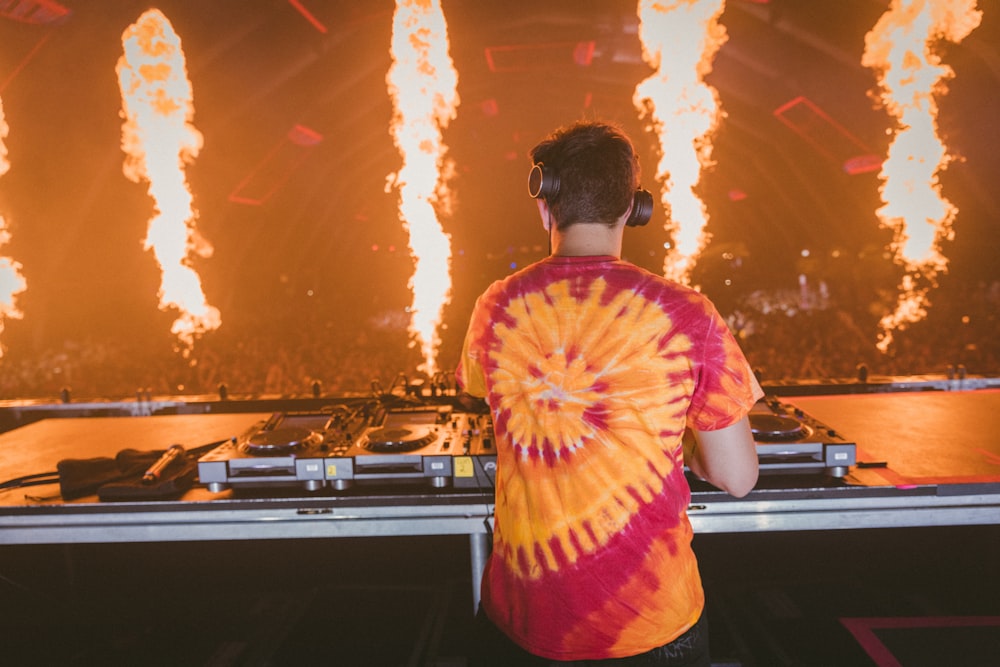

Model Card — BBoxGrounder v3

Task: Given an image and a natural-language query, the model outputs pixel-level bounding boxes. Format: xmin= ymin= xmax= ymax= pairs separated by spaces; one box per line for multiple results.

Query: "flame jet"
xmin=862 ymin=0 xmax=982 ymax=351
xmin=117 ymin=9 xmax=220 ymax=350
xmin=0 ymin=96 xmax=27 ymax=357
xmin=386 ymin=0 xmax=459 ymax=377
xmin=633 ymin=0 xmax=728 ymax=285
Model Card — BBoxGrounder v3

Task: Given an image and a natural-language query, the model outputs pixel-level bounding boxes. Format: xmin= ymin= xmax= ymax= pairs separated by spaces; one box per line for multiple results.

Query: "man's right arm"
xmin=687 ymin=416 xmax=758 ymax=498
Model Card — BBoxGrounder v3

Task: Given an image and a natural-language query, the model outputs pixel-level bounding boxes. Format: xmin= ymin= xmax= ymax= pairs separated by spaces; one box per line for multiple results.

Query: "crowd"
xmin=735 ymin=278 xmax=999 ymax=382
xmin=0 ymin=280 xmax=997 ymax=402
xmin=0 ymin=314 xmax=426 ymax=401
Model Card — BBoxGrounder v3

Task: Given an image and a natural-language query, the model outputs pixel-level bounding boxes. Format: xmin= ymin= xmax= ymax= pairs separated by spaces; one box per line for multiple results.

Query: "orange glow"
xmin=0 ymin=98 xmax=9 ymax=177
xmin=386 ymin=0 xmax=459 ymax=376
xmin=862 ymin=0 xmax=982 ymax=351
xmin=0 ymin=96 xmax=27 ymax=357
xmin=633 ymin=0 xmax=728 ymax=285
xmin=117 ymin=9 xmax=220 ymax=350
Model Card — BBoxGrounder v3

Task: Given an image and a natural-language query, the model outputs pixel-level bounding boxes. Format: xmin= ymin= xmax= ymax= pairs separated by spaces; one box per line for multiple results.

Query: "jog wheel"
xmin=365 ymin=426 xmax=437 ymax=453
xmin=749 ymin=414 xmax=813 ymax=442
xmin=242 ymin=427 xmax=317 ymax=455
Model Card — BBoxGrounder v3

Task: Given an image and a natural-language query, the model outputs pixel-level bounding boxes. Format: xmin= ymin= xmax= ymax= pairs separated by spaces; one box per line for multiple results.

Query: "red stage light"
xmin=287 ymin=0 xmax=327 ymax=34
xmin=0 ymin=0 xmax=70 ymax=24
xmin=485 ymin=41 xmax=595 ymax=73
xmin=228 ymin=125 xmax=323 ymax=206
xmin=773 ymin=96 xmax=874 ymax=171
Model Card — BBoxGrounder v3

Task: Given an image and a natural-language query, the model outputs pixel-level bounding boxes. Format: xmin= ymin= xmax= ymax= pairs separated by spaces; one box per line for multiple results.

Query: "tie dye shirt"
xmin=457 ymin=255 xmax=762 ymax=660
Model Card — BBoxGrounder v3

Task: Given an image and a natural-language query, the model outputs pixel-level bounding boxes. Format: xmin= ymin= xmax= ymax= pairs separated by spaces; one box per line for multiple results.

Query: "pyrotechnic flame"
xmin=0 ymin=96 xmax=27 ymax=357
xmin=117 ymin=9 xmax=220 ymax=350
xmin=633 ymin=0 xmax=728 ymax=285
xmin=862 ymin=0 xmax=981 ymax=351
xmin=386 ymin=0 xmax=459 ymax=376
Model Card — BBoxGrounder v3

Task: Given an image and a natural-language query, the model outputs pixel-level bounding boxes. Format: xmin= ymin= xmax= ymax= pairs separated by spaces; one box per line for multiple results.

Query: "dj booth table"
xmin=2 ymin=380 xmax=1000 ymax=611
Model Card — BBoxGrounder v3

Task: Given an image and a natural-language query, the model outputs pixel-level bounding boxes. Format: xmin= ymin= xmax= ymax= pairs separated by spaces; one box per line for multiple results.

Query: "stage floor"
xmin=786 ymin=390 xmax=1000 ymax=488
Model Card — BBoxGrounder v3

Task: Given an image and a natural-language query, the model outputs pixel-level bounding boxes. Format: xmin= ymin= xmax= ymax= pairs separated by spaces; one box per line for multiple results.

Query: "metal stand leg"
xmin=468 ymin=532 xmax=489 ymax=614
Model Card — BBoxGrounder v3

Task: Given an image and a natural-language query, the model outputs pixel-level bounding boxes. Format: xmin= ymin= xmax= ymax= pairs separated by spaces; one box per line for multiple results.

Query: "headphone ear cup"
xmin=626 ymin=189 xmax=654 ymax=227
xmin=528 ymin=162 xmax=559 ymax=200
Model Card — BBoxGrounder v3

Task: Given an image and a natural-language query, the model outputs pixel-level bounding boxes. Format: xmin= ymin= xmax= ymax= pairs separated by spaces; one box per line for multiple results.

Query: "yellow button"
xmin=454 ymin=456 xmax=473 ymax=478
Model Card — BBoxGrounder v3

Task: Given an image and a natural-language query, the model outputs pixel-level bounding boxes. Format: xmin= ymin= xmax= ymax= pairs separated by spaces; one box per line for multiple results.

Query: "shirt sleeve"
xmin=687 ymin=303 xmax=763 ymax=432
xmin=455 ymin=294 xmax=490 ymax=398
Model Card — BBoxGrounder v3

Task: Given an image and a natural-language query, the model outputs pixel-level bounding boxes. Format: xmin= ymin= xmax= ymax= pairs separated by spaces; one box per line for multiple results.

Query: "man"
xmin=457 ymin=120 xmax=762 ymax=665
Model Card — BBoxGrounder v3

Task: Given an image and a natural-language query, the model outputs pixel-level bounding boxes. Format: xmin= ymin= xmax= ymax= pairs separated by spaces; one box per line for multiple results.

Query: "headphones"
xmin=528 ymin=162 xmax=653 ymax=227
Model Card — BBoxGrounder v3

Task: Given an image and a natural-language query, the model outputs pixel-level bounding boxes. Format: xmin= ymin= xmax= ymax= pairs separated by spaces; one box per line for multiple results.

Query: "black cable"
xmin=186 ymin=438 xmax=237 ymax=459
xmin=0 ymin=471 xmax=60 ymax=491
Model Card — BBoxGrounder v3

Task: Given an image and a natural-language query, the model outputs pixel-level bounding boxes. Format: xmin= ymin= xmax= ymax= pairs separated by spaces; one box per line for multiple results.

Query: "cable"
xmin=0 ymin=471 xmax=59 ymax=491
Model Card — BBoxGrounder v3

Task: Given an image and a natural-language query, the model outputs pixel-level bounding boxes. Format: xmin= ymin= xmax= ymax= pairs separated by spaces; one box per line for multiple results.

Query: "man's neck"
xmin=551 ymin=222 xmax=624 ymax=258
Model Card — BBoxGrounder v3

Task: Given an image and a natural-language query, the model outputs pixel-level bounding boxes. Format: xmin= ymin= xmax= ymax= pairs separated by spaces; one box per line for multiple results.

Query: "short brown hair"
xmin=529 ymin=121 xmax=640 ymax=228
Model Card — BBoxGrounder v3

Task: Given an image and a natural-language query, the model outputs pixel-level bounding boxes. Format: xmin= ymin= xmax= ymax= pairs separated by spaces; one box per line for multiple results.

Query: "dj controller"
xmin=748 ymin=397 xmax=856 ymax=477
xmin=196 ymin=394 xmax=855 ymax=494
xmin=197 ymin=400 xmax=497 ymax=493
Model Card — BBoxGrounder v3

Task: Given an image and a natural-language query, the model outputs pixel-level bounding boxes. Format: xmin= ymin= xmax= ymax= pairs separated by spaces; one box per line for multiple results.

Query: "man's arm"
xmin=687 ymin=416 xmax=759 ymax=498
